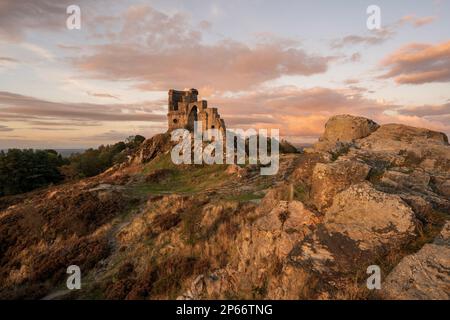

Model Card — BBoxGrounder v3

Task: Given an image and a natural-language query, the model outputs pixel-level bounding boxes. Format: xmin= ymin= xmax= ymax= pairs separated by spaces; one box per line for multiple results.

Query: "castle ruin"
xmin=167 ymin=89 xmax=226 ymax=134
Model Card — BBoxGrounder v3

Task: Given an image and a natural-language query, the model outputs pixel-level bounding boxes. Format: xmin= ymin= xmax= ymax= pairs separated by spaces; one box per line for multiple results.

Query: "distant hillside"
xmin=54 ymin=149 xmax=85 ymax=158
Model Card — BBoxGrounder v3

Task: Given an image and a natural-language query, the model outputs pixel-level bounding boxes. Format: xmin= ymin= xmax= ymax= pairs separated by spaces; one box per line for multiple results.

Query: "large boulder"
xmin=380 ymin=169 xmax=431 ymax=193
xmin=314 ymin=115 xmax=379 ymax=152
xmin=324 ymin=182 xmax=418 ymax=251
xmin=360 ymin=124 xmax=448 ymax=151
xmin=357 ymin=124 xmax=450 ymax=174
xmin=132 ymin=132 xmax=172 ymax=164
xmin=287 ymin=182 xmax=419 ymax=279
xmin=310 ymin=160 xmax=371 ymax=211
xmin=434 ymin=178 xmax=450 ymax=198
xmin=381 ymin=222 xmax=450 ymax=300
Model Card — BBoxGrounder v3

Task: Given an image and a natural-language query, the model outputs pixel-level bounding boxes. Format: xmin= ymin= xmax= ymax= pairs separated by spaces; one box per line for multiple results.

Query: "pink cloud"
xmin=399 ymin=15 xmax=437 ymax=27
xmin=380 ymin=41 xmax=450 ymax=84
xmin=72 ymin=5 xmax=332 ymax=93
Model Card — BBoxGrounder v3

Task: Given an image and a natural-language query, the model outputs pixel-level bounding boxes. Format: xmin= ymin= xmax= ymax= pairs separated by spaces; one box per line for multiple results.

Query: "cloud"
xmin=21 ymin=43 xmax=54 ymax=60
xmin=0 ymin=0 xmax=106 ymax=42
xmin=380 ymin=41 xmax=450 ymax=84
xmin=0 ymin=56 xmax=19 ymax=68
xmin=330 ymin=14 xmax=436 ymax=50
xmin=204 ymin=86 xmax=398 ymax=137
xmin=25 ymin=120 xmax=101 ymax=127
xmin=72 ymin=5 xmax=332 ymax=92
xmin=30 ymin=127 xmax=78 ymax=131
xmin=0 ymin=57 xmax=19 ymax=63
xmin=349 ymin=53 xmax=361 ymax=62
xmin=0 ymin=91 xmax=165 ymax=123
xmin=397 ymin=103 xmax=450 ymax=117
xmin=214 ymin=86 xmax=389 ymax=117
xmin=343 ymin=79 xmax=360 ymax=85
xmin=87 ymin=91 xmax=120 ymax=100
xmin=331 ymin=29 xmax=394 ymax=49
xmin=0 ymin=0 xmax=69 ymax=41
xmin=399 ymin=15 xmax=437 ymax=27
xmin=0 ymin=125 xmax=13 ymax=132
xmin=204 ymin=86 xmax=450 ymax=138
xmin=57 ymin=44 xmax=82 ymax=51
xmin=88 ymin=130 xmax=135 ymax=141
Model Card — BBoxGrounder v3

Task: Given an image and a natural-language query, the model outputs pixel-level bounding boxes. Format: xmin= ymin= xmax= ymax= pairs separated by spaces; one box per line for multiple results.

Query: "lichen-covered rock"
xmin=358 ymin=124 xmax=450 ymax=174
xmin=381 ymin=222 xmax=450 ymax=300
xmin=380 ymin=169 xmax=430 ymax=192
xmin=324 ymin=182 xmax=418 ymax=251
xmin=435 ymin=179 xmax=450 ymax=198
xmin=310 ymin=160 xmax=371 ymax=211
xmin=314 ymin=115 xmax=379 ymax=152
xmin=132 ymin=132 xmax=172 ymax=164
xmin=360 ymin=124 xmax=448 ymax=150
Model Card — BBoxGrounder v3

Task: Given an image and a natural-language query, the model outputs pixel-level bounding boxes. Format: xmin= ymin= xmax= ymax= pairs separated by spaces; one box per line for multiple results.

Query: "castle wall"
xmin=167 ymin=89 xmax=226 ymax=134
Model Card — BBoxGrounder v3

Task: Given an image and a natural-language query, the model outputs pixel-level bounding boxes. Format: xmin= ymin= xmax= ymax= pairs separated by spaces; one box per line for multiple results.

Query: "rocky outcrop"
xmin=279 ymin=140 xmax=299 ymax=154
xmin=1 ymin=114 xmax=449 ymax=300
xmin=380 ymin=169 xmax=431 ymax=192
xmin=287 ymin=181 xmax=419 ymax=282
xmin=177 ymin=187 xmax=321 ymax=300
xmin=132 ymin=132 xmax=173 ymax=164
xmin=434 ymin=178 xmax=450 ymax=198
xmin=314 ymin=115 xmax=379 ymax=152
xmin=310 ymin=160 xmax=371 ymax=210
xmin=324 ymin=182 xmax=418 ymax=251
xmin=357 ymin=123 xmax=450 ymax=174
xmin=381 ymin=222 xmax=450 ymax=300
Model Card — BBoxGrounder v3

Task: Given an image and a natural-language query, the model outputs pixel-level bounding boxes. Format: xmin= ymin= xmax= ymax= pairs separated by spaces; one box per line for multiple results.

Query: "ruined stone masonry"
xmin=167 ymin=88 xmax=226 ymax=134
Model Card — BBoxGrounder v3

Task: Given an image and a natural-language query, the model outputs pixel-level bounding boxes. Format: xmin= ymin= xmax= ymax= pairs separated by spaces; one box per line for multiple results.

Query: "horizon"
xmin=1 ymin=0 xmax=450 ymax=149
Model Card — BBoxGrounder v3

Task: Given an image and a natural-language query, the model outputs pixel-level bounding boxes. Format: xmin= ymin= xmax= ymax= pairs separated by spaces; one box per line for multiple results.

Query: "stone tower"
xmin=167 ymin=88 xmax=226 ymax=134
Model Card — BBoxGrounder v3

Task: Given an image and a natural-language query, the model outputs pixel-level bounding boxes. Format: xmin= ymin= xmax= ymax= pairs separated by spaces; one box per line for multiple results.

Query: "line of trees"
xmin=0 ymin=135 xmax=145 ymax=197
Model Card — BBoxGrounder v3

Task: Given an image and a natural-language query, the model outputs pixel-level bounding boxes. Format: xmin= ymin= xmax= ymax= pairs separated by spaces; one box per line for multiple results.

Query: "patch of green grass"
xmin=142 ymin=153 xmax=176 ymax=173
xmin=225 ymin=192 xmax=263 ymax=202
xmin=293 ymin=183 xmax=309 ymax=202
xmin=255 ymin=177 xmax=273 ymax=191
xmin=132 ymin=154 xmax=231 ymax=196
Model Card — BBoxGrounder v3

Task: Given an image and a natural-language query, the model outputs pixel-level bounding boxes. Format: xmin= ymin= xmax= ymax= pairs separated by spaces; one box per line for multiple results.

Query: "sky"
xmin=0 ymin=0 xmax=449 ymax=148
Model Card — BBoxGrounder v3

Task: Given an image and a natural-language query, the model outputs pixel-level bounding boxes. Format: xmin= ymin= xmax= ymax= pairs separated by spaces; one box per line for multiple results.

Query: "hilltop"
xmin=0 ymin=115 xmax=449 ymax=300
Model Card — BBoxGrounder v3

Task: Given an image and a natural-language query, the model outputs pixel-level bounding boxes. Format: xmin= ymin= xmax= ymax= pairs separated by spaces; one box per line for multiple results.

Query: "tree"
xmin=0 ymin=149 xmax=66 ymax=196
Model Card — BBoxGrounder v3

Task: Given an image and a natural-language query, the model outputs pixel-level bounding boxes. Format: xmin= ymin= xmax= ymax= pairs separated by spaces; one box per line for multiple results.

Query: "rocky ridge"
xmin=0 ymin=114 xmax=448 ymax=300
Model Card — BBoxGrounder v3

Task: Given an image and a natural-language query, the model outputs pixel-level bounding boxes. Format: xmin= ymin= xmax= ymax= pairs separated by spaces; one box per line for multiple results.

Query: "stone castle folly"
xmin=167 ymin=88 xmax=226 ymax=134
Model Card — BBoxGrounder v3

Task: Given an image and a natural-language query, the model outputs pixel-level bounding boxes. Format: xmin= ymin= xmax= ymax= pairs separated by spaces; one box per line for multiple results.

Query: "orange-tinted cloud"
xmin=0 ymin=125 xmax=13 ymax=132
xmin=72 ymin=5 xmax=332 ymax=93
xmin=204 ymin=86 xmax=395 ymax=137
xmin=380 ymin=41 xmax=450 ymax=84
xmin=330 ymin=14 xmax=436 ymax=50
xmin=205 ymin=86 xmax=450 ymax=138
xmin=2 ymin=87 xmax=449 ymax=143
xmin=398 ymin=103 xmax=450 ymax=117
xmin=87 ymin=91 xmax=120 ymax=100
xmin=0 ymin=91 xmax=165 ymax=122
xmin=331 ymin=29 xmax=394 ymax=49
xmin=399 ymin=15 xmax=437 ymax=27
xmin=75 ymin=40 xmax=331 ymax=93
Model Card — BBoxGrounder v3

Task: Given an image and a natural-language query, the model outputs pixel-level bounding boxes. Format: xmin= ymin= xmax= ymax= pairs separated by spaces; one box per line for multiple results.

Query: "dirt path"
xmin=41 ymin=289 xmax=71 ymax=300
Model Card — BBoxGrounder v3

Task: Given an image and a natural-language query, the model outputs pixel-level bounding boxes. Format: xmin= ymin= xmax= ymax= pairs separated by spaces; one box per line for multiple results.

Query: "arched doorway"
xmin=187 ymin=106 xmax=198 ymax=131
